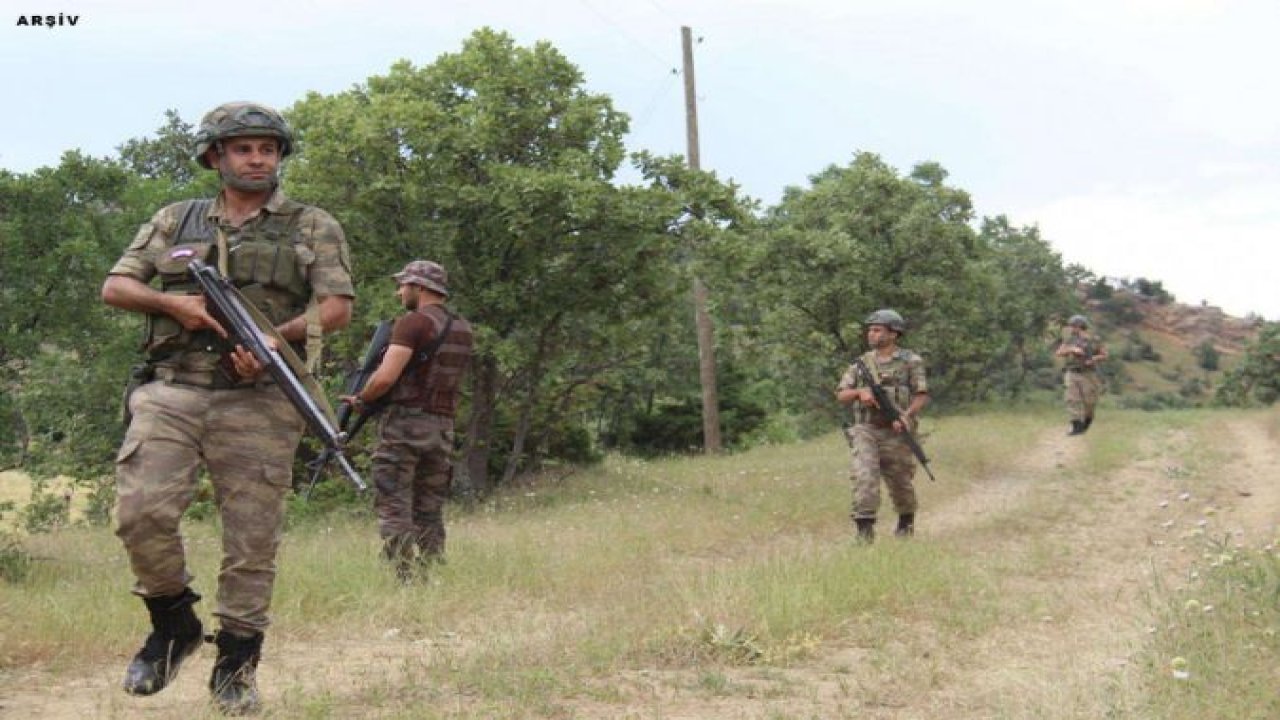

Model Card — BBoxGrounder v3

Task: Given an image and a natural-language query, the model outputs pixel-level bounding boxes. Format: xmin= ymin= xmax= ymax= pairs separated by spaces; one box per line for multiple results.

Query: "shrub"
xmin=0 ymin=533 xmax=33 ymax=583
xmin=21 ymin=486 xmax=70 ymax=534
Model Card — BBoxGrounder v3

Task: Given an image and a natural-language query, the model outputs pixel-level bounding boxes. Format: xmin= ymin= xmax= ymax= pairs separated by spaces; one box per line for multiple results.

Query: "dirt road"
xmin=4 ymin=416 xmax=1277 ymax=719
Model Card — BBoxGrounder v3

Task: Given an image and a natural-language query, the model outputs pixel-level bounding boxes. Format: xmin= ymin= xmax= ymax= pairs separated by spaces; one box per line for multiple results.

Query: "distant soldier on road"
xmin=835 ymin=309 xmax=930 ymax=543
xmin=1055 ymin=314 xmax=1108 ymax=435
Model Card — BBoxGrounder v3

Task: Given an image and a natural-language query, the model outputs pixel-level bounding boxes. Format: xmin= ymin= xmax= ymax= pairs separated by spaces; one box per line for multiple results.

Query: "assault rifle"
xmin=187 ymin=259 xmax=367 ymax=493
xmin=1064 ymin=334 xmax=1097 ymax=368
xmin=302 ymin=320 xmax=394 ymax=498
xmin=851 ymin=358 xmax=937 ymax=482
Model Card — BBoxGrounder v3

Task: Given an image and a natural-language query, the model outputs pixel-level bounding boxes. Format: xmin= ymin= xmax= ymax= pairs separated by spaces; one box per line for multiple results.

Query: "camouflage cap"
xmin=393 ymin=260 xmax=450 ymax=297
xmin=195 ymin=101 xmax=294 ymax=169
xmin=1068 ymin=314 xmax=1090 ymax=328
xmin=864 ymin=308 xmax=906 ymax=334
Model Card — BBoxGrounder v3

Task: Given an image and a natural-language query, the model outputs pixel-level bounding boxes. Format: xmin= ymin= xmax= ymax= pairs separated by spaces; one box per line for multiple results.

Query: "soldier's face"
xmin=867 ymin=324 xmax=897 ymax=348
xmin=397 ymin=283 xmax=420 ymax=311
xmin=214 ymin=137 xmax=281 ymax=187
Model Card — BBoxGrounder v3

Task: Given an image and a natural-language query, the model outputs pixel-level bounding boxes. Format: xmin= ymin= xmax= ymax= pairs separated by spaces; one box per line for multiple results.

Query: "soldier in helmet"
xmin=1055 ymin=314 xmax=1108 ymax=435
xmin=101 ymin=101 xmax=355 ymax=714
xmin=835 ymin=309 xmax=930 ymax=542
xmin=341 ymin=261 xmax=473 ymax=582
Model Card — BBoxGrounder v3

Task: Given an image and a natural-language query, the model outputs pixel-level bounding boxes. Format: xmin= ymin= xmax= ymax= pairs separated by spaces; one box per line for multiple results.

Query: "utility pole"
xmin=682 ymin=25 xmax=722 ymax=454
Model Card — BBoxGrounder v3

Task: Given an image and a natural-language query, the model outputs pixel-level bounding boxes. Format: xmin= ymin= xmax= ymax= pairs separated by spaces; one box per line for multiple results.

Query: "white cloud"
xmin=1017 ymin=182 xmax=1280 ymax=320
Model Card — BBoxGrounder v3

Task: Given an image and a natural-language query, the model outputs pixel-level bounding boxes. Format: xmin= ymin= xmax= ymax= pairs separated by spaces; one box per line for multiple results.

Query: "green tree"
xmin=1131 ymin=276 xmax=1174 ymax=304
xmin=710 ymin=153 xmax=990 ymax=421
xmin=0 ymin=152 xmax=141 ymax=476
xmin=975 ymin=216 xmax=1075 ymax=397
xmin=116 ymin=109 xmax=200 ymax=185
xmin=286 ymin=29 xmax=697 ymax=492
xmin=1193 ymin=339 xmax=1220 ymax=371
xmin=1217 ymin=323 xmax=1280 ymax=405
xmin=1 ymin=106 xmax=217 ymax=481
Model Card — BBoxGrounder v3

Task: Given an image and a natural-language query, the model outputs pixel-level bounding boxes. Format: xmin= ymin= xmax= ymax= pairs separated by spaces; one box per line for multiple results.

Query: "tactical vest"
xmin=1062 ymin=335 xmax=1099 ymax=372
xmin=145 ymin=198 xmax=313 ymax=368
xmin=850 ymin=350 xmax=919 ymax=426
xmin=388 ymin=305 xmax=474 ymax=417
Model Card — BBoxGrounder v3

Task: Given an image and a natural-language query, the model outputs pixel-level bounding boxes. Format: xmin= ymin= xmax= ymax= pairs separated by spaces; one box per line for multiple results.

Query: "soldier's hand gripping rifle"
xmin=302 ymin=320 xmax=393 ymax=498
xmin=187 ymin=259 xmax=367 ymax=493
xmin=852 ymin=358 xmax=937 ymax=482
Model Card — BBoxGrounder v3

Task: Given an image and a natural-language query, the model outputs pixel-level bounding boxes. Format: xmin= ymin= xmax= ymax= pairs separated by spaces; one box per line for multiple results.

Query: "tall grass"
xmin=1131 ymin=414 xmax=1280 ymax=719
xmin=1136 ymin=538 xmax=1280 ymax=719
xmin=3 ymin=407 xmax=1278 ymax=718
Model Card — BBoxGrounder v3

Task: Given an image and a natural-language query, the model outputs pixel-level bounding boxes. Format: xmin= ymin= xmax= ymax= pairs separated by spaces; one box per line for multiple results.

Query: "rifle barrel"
xmin=189 ymin=259 xmax=367 ymax=493
xmin=852 ymin=358 xmax=936 ymax=482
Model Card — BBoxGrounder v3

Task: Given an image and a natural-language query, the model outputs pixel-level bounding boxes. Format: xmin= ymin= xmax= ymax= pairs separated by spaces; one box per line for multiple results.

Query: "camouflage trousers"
xmin=1064 ymin=370 xmax=1103 ymax=422
xmin=371 ymin=407 xmax=455 ymax=565
xmin=845 ymin=423 xmax=918 ymax=521
xmin=114 ymin=381 xmax=302 ymax=635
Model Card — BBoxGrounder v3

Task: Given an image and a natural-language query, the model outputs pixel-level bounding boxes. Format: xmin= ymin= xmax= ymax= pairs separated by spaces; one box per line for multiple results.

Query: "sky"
xmin=4 ymin=0 xmax=1278 ymax=320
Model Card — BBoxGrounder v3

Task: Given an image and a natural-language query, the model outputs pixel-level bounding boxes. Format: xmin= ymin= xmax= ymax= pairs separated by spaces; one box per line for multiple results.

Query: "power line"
xmin=627 ymin=70 xmax=682 ymax=135
xmin=573 ymin=0 xmax=676 ymax=72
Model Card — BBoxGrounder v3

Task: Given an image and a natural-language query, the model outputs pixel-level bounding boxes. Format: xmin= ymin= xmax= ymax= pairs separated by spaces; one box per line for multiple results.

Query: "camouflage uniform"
xmin=837 ymin=349 xmax=928 ymax=524
xmin=1061 ymin=334 xmax=1104 ymax=424
xmin=369 ymin=262 xmax=473 ymax=574
xmin=111 ymin=189 xmax=354 ymax=634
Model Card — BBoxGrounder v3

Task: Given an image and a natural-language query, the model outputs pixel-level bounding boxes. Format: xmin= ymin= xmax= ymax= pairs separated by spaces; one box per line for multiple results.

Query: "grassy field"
xmin=2 ymin=405 xmax=1278 ymax=718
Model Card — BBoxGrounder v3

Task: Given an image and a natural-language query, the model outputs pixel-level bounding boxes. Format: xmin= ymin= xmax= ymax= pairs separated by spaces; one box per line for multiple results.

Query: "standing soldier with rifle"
xmin=341 ymin=260 xmax=473 ymax=582
xmin=1055 ymin=314 xmax=1108 ymax=436
xmin=101 ymin=101 xmax=354 ymax=715
xmin=835 ymin=309 xmax=931 ymax=543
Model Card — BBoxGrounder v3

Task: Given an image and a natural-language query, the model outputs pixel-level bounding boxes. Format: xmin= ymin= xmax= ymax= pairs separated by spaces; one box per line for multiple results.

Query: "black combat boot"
xmin=854 ymin=518 xmax=876 ymax=543
xmin=123 ymin=588 xmax=204 ymax=695
xmin=209 ymin=630 xmax=263 ymax=716
xmin=895 ymin=513 xmax=915 ymax=537
xmin=1068 ymin=420 xmax=1085 ymax=436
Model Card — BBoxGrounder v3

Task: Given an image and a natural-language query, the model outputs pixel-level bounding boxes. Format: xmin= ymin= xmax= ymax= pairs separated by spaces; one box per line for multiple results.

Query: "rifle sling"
xmin=364 ymin=310 xmax=455 ymax=417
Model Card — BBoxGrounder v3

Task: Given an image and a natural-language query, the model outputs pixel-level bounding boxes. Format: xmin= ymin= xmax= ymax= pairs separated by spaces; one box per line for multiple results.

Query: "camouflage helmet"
xmin=195 ymin=101 xmax=293 ymax=169
xmin=1068 ymin=314 xmax=1090 ymax=329
xmin=393 ymin=260 xmax=450 ymax=297
xmin=864 ymin=308 xmax=906 ymax=334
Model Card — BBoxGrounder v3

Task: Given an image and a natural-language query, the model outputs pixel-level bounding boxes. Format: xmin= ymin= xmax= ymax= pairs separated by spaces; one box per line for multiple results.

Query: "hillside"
xmin=1117 ymin=293 xmax=1260 ymax=355
xmin=1079 ymin=285 xmax=1263 ymax=403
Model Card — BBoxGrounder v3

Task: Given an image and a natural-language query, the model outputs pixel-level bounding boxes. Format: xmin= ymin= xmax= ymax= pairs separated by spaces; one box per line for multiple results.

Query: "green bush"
xmin=81 ymin=477 xmax=116 ymax=527
xmin=1194 ymin=340 xmax=1221 ymax=371
xmin=21 ymin=486 xmax=70 ymax=534
xmin=0 ymin=532 xmax=34 ymax=583
xmin=1118 ymin=392 xmax=1193 ymax=411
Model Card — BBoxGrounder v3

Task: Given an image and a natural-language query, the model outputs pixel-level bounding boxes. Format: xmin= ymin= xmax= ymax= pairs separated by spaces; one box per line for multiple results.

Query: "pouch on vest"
xmin=228 ymin=241 xmax=309 ymax=299
xmin=146 ymin=243 xmax=216 ymax=357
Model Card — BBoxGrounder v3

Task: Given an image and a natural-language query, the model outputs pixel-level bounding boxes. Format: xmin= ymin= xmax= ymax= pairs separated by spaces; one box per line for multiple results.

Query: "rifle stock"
xmin=852 ymin=358 xmax=937 ymax=482
xmin=187 ymin=259 xmax=367 ymax=493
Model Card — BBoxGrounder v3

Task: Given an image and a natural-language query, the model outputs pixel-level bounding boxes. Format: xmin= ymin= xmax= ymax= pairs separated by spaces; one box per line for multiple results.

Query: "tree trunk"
xmin=462 ymin=354 xmax=499 ymax=498
xmin=694 ymin=276 xmax=722 ymax=453
xmin=500 ymin=385 xmax=535 ymax=487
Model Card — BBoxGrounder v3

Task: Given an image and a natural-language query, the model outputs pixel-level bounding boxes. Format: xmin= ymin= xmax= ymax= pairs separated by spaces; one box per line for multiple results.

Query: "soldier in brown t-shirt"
xmin=102 ymin=101 xmax=354 ymax=714
xmin=342 ymin=260 xmax=473 ymax=582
